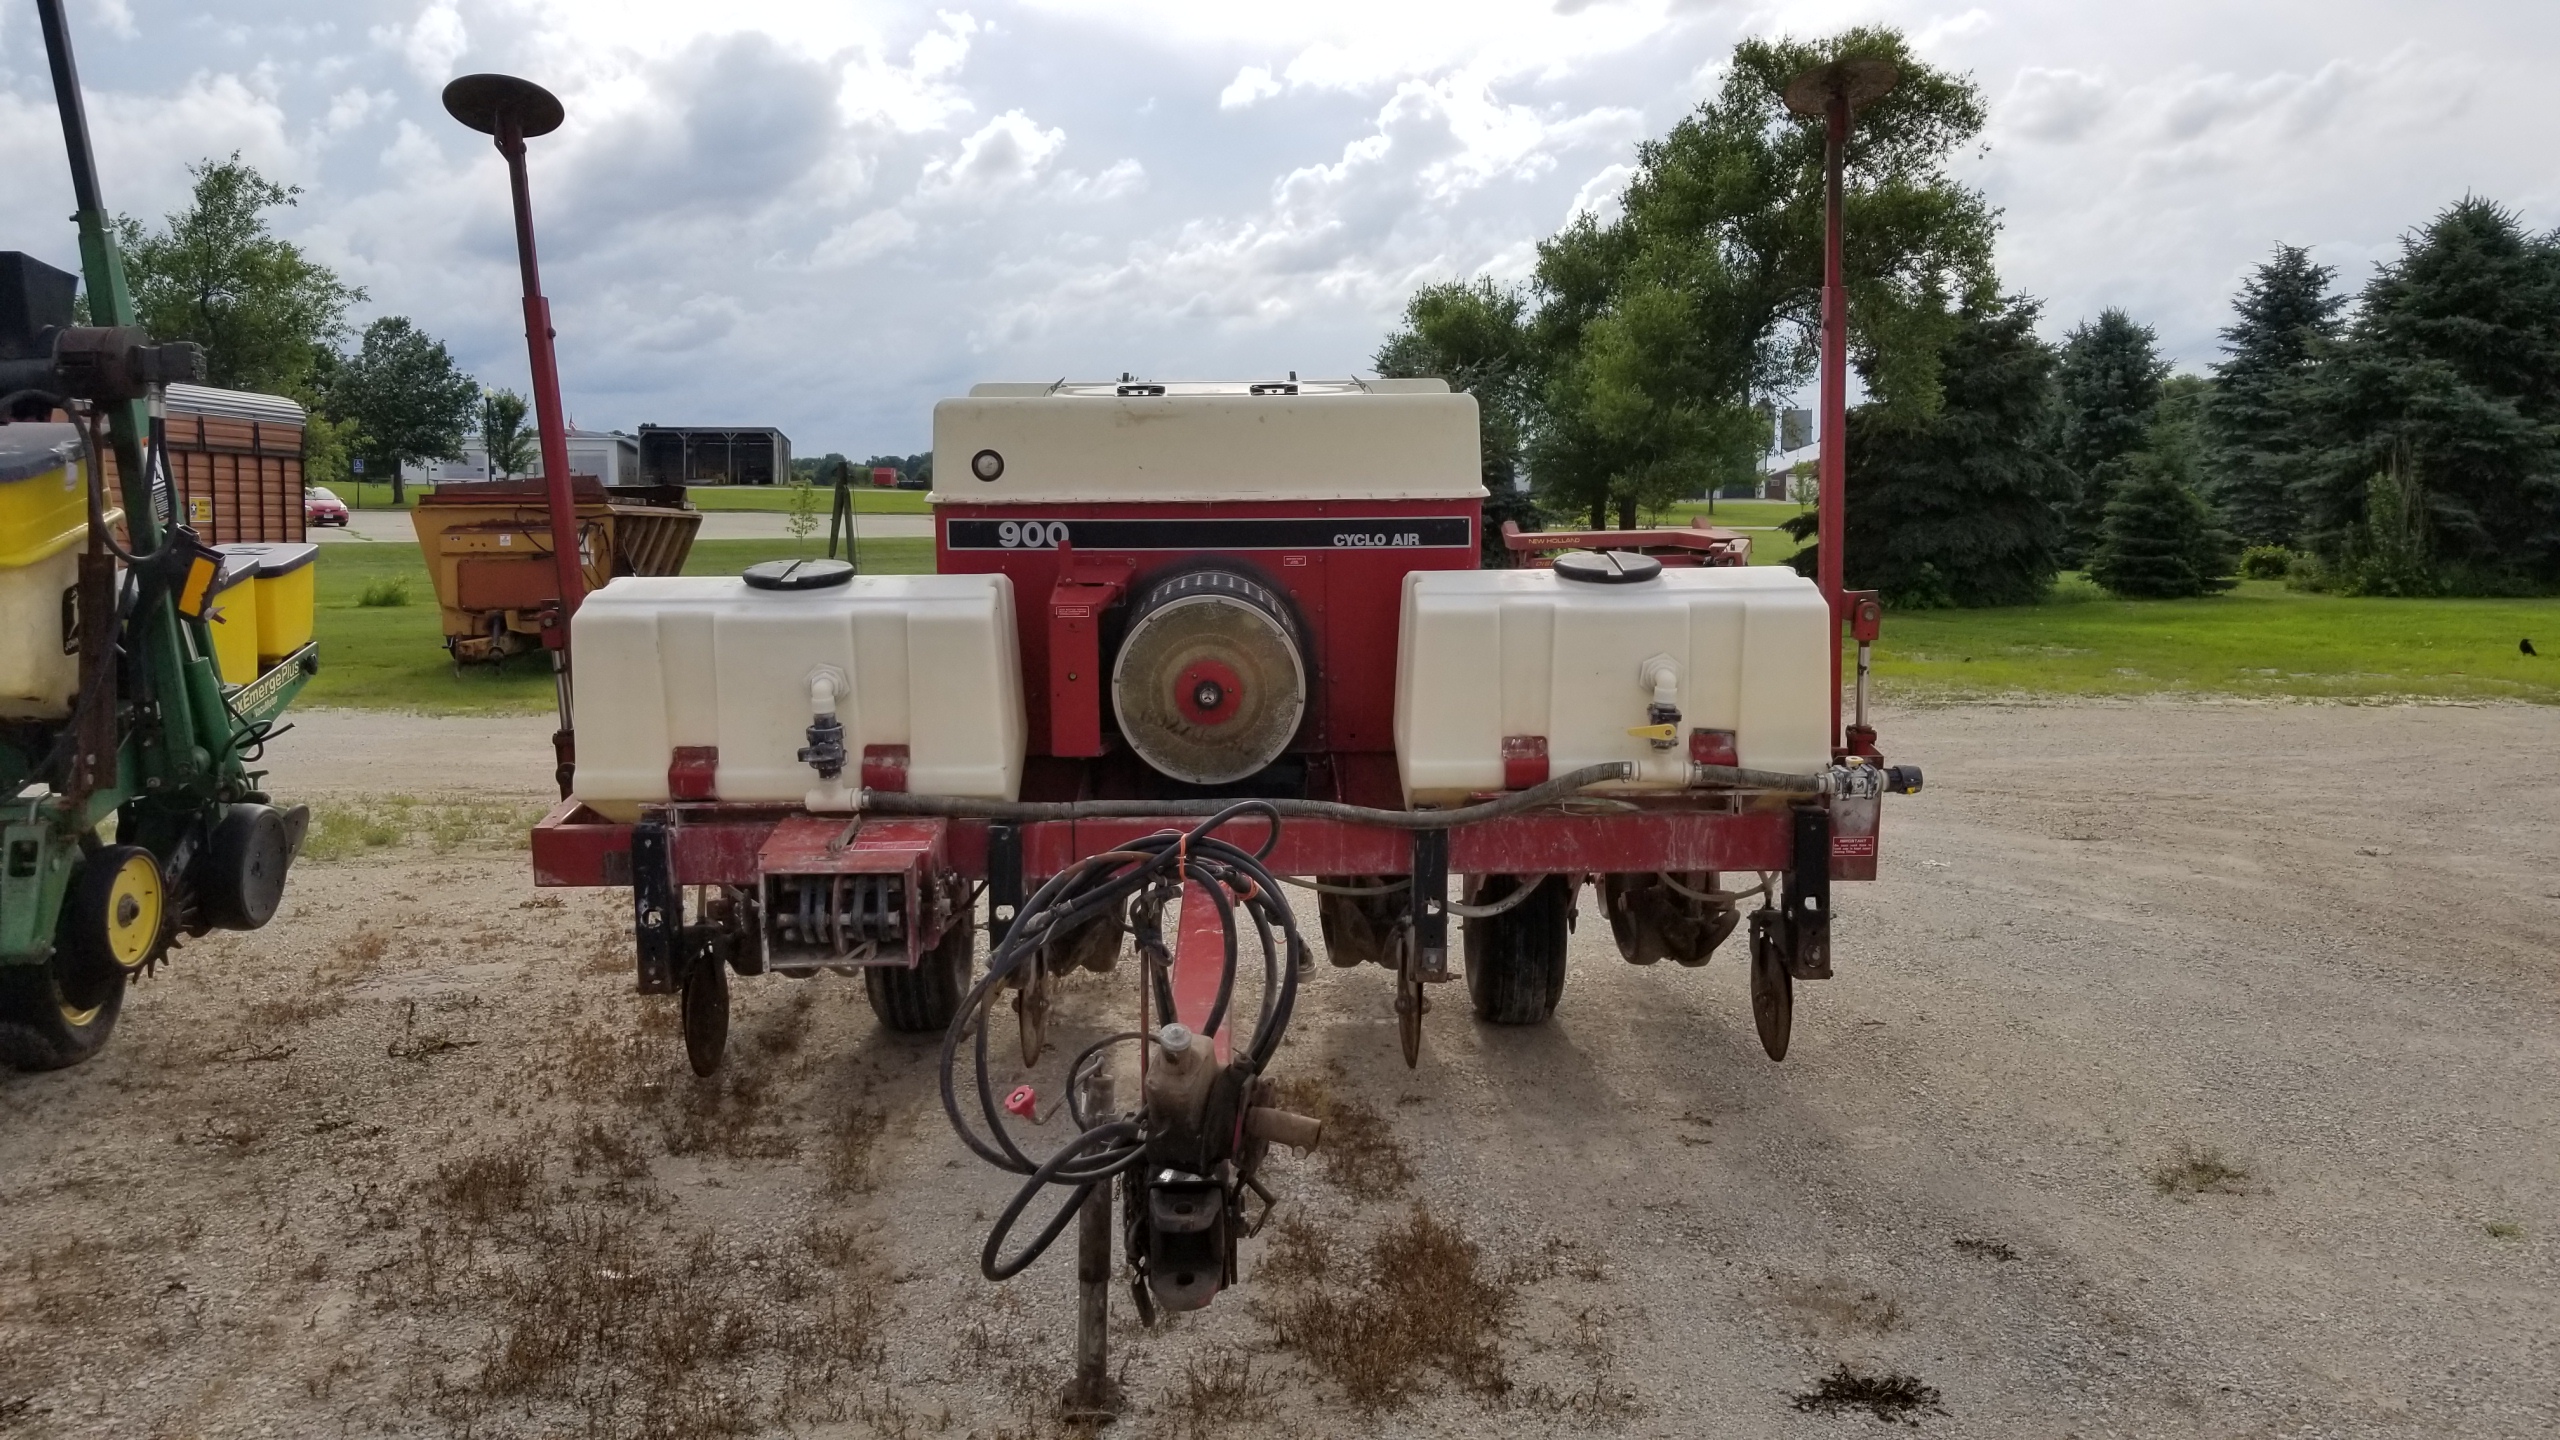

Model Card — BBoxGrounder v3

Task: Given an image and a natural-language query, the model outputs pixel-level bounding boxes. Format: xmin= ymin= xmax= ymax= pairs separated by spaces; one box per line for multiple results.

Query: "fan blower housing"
xmin=1109 ymin=566 xmax=1308 ymax=786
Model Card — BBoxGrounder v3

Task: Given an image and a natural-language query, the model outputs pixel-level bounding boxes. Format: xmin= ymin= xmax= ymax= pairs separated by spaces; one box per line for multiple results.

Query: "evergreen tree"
xmin=2204 ymin=245 xmax=2343 ymax=547
xmin=2299 ymin=197 xmax=2560 ymax=590
xmin=2052 ymin=309 xmax=2170 ymax=566
xmin=2088 ymin=416 xmax=2236 ymax=598
xmin=1784 ymin=297 xmax=2070 ymax=606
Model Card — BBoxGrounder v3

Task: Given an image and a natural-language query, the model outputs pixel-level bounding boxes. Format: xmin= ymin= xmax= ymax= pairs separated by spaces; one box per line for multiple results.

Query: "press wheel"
xmin=1748 ymin=913 xmax=1792 ymax=1062
xmin=1012 ymin=953 xmax=1050 ymax=1066
xmin=867 ymin=906 xmax=975 ymax=1034
xmin=1393 ymin=929 xmax=1426 ymax=1068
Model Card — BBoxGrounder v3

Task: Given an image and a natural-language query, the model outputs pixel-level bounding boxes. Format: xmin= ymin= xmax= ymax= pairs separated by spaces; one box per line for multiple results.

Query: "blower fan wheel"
xmin=1110 ymin=567 xmax=1307 ymax=786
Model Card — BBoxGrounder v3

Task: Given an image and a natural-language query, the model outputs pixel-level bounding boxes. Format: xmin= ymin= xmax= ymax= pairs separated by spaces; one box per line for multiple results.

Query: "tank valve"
xmin=798 ymin=672 xmax=849 ymax=780
xmin=801 ymin=671 xmax=857 ymax=811
xmin=1638 ymin=655 xmax=1683 ymax=750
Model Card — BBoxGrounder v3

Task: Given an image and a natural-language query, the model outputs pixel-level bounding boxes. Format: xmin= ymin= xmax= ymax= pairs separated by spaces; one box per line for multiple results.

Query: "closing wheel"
xmin=0 ymin=905 xmax=130 ymax=1072
xmin=681 ymin=946 xmax=729 ymax=1077
xmin=1462 ymin=875 xmax=1570 ymax=1025
xmin=867 ymin=905 xmax=975 ymax=1034
xmin=1393 ymin=929 xmax=1426 ymax=1068
xmin=70 ymin=845 xmax=168 ymax=977
xmin=1748 ymin=912 xmax=1793 ymax=1062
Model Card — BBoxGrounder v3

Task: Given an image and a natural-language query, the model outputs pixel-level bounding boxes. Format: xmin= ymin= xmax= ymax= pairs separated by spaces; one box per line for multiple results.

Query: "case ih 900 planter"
xmin=531 ymin=374 xmax=1920 ymax=1321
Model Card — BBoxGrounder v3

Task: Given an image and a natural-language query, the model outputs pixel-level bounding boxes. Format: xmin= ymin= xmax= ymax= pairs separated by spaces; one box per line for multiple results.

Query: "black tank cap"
xmin=742 ymin=558 xmax=856 ymax=591
xmin=1552 ymin=550 xmax=1663 ymax=584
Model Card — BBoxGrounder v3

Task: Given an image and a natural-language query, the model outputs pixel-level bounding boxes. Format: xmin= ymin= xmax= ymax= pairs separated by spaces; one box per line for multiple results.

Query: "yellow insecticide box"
xmin=201 ymin=550 xmax=260 ymax=686
xmin=219 ymin=541 xmax=317 ymax=665
xmin=0 ymin=424 xmax=112 ymax=720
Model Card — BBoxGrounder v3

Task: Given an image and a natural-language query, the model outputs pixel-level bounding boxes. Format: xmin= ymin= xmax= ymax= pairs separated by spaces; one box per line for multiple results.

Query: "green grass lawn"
xmin=297 ymin=540 xmax=2556 ymax=715
xmin=1874 ymin=579 xmax=2560 ymax=704
xmin=302 ymin=537 xmax=933 ymax=714
xmin=334 ymin=481 xmax=930 ymax=515
xmin=1668 ymin=498 xmax=1809 ymax=530
xmin=685 ymin=486 xmax=930 ymax=514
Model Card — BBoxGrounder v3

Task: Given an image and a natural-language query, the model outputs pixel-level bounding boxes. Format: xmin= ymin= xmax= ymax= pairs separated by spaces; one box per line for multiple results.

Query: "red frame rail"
xmin=531 ymin=797 xmax=1869 ymax=892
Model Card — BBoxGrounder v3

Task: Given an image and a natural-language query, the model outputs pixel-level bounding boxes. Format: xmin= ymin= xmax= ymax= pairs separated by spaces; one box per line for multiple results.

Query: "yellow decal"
xmin=176 ymin=555 xmax=217 ymax=617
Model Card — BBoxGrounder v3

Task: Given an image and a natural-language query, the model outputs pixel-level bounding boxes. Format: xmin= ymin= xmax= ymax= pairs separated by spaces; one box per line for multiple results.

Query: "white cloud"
xmin=4 ymin=0 xmax=2553 ymax=453
xmin=1566 ymin=162 xmax=1635 ymax=226
xmin=376 ymin=0 xmax=466 ymax=85
xmin=2003 ymin=67 xmax=2111 ymax=143
xmin=1912 ymin=7 xmax=1992 ymax=50
xmin=814 ymin=208 xmax=921 ymax=267
xmin=323 ymin=87 xmax=393 ymax=134
xmin=920 ymin=109 xmax=1066 ymax=199
xmin=1219 ymin=66 xmax=1283 ymax=110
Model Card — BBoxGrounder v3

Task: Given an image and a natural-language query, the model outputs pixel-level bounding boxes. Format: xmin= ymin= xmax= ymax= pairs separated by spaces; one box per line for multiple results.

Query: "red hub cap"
xmin=1173 ymin=659 xmax=1244 ymax=726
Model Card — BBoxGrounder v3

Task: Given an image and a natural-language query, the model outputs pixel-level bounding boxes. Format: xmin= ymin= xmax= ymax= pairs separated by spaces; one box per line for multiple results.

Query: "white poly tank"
xmin=1394 ymin=565 xmax=1832 ymax=806
xmin=571 ymin=571 xmax=1025 ymax=821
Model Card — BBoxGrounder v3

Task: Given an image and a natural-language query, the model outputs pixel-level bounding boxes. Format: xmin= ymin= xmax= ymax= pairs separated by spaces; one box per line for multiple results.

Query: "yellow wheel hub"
xmin=100 ymin=850 xmax=164 ymax=970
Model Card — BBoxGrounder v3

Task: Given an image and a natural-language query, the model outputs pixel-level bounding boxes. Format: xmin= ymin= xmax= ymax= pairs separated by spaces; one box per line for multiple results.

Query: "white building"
xmin=404 ymin=429 xmax=642 ymax=486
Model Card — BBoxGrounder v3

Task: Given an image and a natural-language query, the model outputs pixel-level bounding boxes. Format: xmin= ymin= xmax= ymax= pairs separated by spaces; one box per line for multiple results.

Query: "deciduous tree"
xmin=480 ymin=388 xmax=534 ymax=478
xmin=329 ymin=317 xmax=479 ymax=503
xmin=114 ymin=154 xmax=360 ymax=396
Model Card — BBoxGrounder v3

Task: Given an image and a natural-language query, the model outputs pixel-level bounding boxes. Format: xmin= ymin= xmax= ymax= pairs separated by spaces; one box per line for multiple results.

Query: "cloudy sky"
xmin=1 ymin=0 xmax=2551 ymax=455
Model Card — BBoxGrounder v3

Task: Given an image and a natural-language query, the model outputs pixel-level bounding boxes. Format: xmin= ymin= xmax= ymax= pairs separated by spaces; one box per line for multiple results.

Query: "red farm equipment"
xmin=528 ymin=374 xmax=1920 ymax=1332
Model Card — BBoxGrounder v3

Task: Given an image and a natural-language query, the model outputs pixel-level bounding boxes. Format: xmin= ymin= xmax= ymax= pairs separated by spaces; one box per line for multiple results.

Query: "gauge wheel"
xmin=1462 ymin=874 xmax=1571 ymax=1024
xmin=0 ymin=869 xmax=136 ymax=1071
xmin=867 ymin=907 xmax=975 ymax=1034
xmin=70 ymin=845 xmax=170 ymax=977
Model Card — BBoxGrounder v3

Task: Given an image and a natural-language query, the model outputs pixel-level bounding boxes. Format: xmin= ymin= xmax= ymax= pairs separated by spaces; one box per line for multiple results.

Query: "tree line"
xmin=113 ymin=154 xmax=552 ymax=502
xmin=1378 ymin=29 xmax=2560 ymax=602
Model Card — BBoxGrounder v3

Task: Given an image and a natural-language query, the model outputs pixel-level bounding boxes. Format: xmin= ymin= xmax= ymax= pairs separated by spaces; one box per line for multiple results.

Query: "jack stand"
xmin=1062 ymin=1066 xmax=1121 ymax=1422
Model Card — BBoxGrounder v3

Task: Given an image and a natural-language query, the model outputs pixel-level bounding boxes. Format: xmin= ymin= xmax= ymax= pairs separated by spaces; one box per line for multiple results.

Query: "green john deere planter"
xmin=0 ymin=0 xmax=314 ymax=1070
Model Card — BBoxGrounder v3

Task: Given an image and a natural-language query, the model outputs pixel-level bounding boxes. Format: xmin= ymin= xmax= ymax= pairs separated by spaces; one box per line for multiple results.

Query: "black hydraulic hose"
xmin=877 ymin=762 xmax=1641 ymax=828
xmin=941 ymin=803 xmax=1308 ymax=1282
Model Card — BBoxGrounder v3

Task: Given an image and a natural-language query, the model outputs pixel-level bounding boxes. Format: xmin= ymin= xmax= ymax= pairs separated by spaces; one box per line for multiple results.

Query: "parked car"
xmin=305 ymin=486 xmax=349 ymax=527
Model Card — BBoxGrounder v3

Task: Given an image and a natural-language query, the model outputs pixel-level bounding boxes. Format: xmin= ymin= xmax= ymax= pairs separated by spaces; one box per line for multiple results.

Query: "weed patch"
xmin=1266 ymin=1070 xmax=1412 ymax=1200
xmin=1252 ymin=1207 xmax=1513 ymax=1410
xmin=429 ymin=1150 xmax=546 ymax=1226
xmin=1790 ymin=1365 xmax=1945 ymax=1422
xmin=1776 ymin=1274 xmax=1905 ymax=1336
xmin=2149 ymin=1142 xmax=2250 ymax=1199
xmin=300 ymin=796 xmax=545 ymax=862
xmin=1145 ymin=1353 xmax=1282 ymax=1440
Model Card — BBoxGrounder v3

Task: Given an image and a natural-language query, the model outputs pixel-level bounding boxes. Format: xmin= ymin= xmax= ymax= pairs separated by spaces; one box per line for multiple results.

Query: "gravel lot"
xmin=2 ymin=701 xmax=2554 ymax=1439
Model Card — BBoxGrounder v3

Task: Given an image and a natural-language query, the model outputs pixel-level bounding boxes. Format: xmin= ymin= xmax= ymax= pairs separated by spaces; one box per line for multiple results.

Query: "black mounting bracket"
xmin=1409 ymin=828 xmax=1449 ymax=981
xmin=631 ymin=819 xmax=678 ymax=994
xmin=1784 ymin=805 xmax=1832 ymax=980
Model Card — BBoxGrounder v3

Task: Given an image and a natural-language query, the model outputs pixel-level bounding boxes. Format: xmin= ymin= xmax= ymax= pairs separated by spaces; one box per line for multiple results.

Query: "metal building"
xmin=637 ymin=424 xmax=791 ymax=486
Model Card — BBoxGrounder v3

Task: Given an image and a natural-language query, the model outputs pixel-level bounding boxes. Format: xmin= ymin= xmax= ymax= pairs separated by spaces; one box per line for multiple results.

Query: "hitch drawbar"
xmin=938 ymin=804 xmax=1322 ymax=1401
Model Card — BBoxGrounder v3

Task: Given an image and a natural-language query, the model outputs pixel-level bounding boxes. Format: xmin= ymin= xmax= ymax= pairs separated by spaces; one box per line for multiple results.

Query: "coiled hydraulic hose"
xmin=939 ymin=802 xmax=1309 ymax=1282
